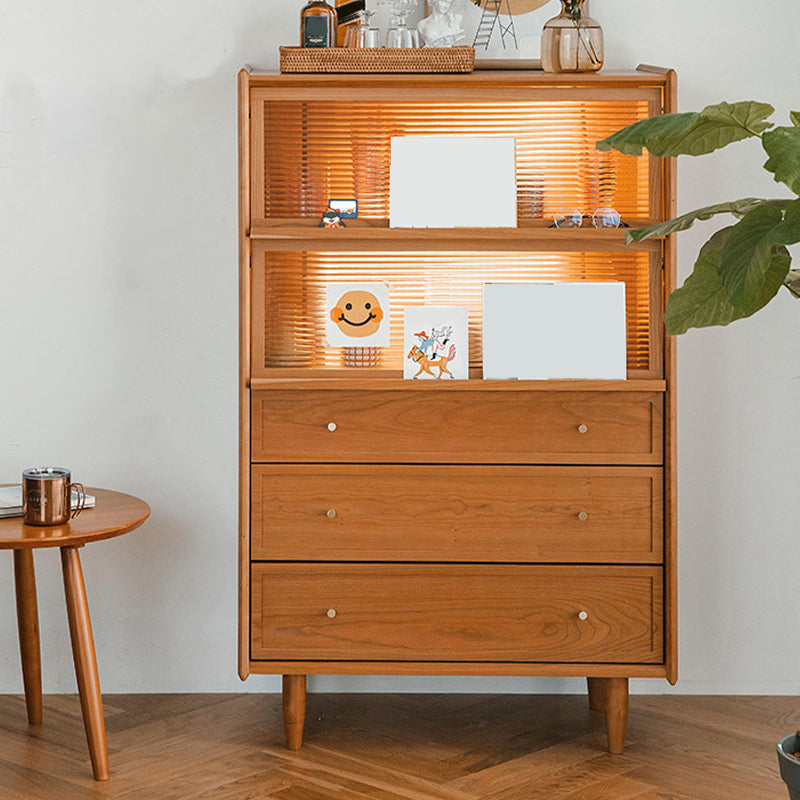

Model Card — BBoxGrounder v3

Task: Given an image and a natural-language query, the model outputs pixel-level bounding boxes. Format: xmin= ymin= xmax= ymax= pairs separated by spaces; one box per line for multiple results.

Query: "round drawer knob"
xmin=577 ymin=424 xmax=589 ymax=434
xmin=327 ymin=422 xmax=337 ymax=432
xmin=578 ymin=511 xmax=589 ymax=521
xmin=578 ymin=611 xmax=589 ymax=621
xmin=326 ymin=509 xmax=337 ymax=519
xmin=326 ymin=608 xmax=337 ymax=618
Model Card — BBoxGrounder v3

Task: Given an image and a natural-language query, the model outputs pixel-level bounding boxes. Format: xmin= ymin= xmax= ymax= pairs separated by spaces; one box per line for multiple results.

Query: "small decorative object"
xmin=320 ymin=208 xmax=346 ymax=227
xmin=451 ymin=0 xmax=558 ymax=65
xmin=550 ymin=207 xmax=626 ymax=228
xmin=342 ymin=346 xmax=383 ymax=367
xmin=380 ymin=0 xmax=422 ymax=47
xmin=327 ymin=283 xmax=390 ymax=347
xmin=328 ymin=199 xmax=358 ymax=219
xmin=343 ymin=9 xmax=382 ymax=47
xmin=22 ymin=467 xmax=87 ymax=526
xmin=403 ymin=306 xmax=469 ymax=379
xmin=541 ymin=0 xmax=603 ymax=73
xmin=418 ymin=0 xmax=465 ymax=47
xmin=335 ymin=0 xmax=366 ymax=46
xmin=777 ymin=732 xmax=800 ymax=800
xmin=300 ymin=0 xmax=338 ymax=47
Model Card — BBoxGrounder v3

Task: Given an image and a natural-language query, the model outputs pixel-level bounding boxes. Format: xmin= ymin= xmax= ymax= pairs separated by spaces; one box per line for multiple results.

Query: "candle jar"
xmin=541 ymin=0 xmax=604 ymax=73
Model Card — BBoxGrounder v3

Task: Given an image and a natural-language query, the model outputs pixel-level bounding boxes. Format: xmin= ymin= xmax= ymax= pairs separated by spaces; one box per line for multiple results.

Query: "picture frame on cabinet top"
xmin=428 ymin=0 xmax=560 ymax=65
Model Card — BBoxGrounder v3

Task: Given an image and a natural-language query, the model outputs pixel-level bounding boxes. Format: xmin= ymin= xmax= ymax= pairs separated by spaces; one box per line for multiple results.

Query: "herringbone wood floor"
xmin=0 ymin=693 xmax=794 ymax=799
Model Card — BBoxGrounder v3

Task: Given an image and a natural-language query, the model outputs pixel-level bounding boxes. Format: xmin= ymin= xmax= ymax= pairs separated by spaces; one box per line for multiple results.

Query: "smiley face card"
xmin=326 ymin=283 xmax=391 ymax=348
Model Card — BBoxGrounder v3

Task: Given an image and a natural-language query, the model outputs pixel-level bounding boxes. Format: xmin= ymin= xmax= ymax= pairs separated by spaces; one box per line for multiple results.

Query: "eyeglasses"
xmin=550 ymin=208 xmax=628 ymax=229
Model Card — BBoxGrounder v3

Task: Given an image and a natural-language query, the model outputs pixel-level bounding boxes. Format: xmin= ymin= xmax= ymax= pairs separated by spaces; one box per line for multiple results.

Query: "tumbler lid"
xmin=22 ymin=467 xmax=70 ymax=480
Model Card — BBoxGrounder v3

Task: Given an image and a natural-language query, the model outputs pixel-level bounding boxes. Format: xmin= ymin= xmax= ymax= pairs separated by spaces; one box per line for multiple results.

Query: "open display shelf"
xmin=238 ymin=67 xmax=677 ymax=755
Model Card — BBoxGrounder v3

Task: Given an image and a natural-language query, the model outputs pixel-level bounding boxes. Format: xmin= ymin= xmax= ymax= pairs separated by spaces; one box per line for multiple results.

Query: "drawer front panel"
xmin=251 ymin=564 xmax=663 ymax=663
xmin=251 ymin=465 xmax=663 ymax=563
xmin=251 ymin=390 xmax=663 ymax=464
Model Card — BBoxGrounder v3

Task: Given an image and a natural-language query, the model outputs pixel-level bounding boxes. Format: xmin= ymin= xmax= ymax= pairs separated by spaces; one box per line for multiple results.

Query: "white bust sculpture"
xmin=418 ymin=0 xmax=465 ymax=47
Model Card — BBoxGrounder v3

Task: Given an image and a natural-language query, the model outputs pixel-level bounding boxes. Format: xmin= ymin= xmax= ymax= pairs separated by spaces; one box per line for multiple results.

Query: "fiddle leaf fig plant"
xmin=596 ymin=101 xmax=800 ymax=334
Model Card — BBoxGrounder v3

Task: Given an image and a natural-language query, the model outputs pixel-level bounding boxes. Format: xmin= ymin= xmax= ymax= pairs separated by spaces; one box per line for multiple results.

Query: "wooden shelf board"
xmin=249 ymin=220 xmax=662 ymax=252
xmin=249 ymin=375 xmax=667 ymax=392
xmin=245 ymin=68 xmax=671 ymax=91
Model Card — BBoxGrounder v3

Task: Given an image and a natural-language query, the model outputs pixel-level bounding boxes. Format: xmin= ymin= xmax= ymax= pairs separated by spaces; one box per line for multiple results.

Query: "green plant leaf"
xmin=596 ymin=112 xmax=698 ymax=156
xmin=784 ymin=270 xmax=800 ymax=299
xmin=664 ymin=227 xmax=789 ymax=334
xmin=718 ymin=205 xmax=790 ymax=308
xmin=597 ymin=101 xmax=774 ymax=157
xmin=625 ymin=198 xmax=774 ymax=243
xmin=762 ymin=126 xmax=800 ymax=194
xmin=771 ymin=198 xmax=800 ymax=246
xmin=665 ymin=228 xmax=749 ymax=334
xmin=790 ymin=111 xmax=800 ymax=128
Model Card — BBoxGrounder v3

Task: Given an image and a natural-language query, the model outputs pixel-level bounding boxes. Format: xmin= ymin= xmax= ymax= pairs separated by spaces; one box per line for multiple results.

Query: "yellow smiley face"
xmin=330 ymin=290 xmax=384 ymax=338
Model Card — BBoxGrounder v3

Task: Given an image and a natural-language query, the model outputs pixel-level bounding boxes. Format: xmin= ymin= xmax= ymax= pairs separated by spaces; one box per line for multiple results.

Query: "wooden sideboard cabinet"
xmin=238 ymin=66 xmax=677 ymax=755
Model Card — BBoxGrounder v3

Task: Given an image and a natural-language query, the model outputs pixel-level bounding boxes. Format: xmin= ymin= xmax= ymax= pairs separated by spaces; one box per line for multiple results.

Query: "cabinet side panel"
xmin=663 ymin=69 xmax=679 ymax=684
xmin=238 ymin=68 xmax=252 ymax=680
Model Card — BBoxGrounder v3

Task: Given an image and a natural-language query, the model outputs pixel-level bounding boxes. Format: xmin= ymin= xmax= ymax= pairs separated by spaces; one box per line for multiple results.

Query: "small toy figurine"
xmin=320 ymin=209 xmax=346 ymax=228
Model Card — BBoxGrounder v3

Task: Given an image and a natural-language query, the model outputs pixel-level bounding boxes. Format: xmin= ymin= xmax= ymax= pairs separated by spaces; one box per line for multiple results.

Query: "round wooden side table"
xmin=0 ymin=488 xmax=150 ymax=781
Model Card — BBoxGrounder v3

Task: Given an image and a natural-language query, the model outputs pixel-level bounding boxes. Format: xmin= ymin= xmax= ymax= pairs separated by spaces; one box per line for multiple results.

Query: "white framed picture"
xmin=425 ymin=0 xmax=561 ymax=64
xmin=403 ymin=306 xmax=470 ymax=380
xmin=390 ymin=136 xmax=517 ymax=229
xmin=326 ymin=283 xmax=390 ymax=348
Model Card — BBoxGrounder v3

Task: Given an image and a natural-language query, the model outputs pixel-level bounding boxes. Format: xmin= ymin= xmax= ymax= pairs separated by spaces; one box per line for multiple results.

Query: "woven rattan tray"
xmin=280 ymin=46 xmax=475 ymax=74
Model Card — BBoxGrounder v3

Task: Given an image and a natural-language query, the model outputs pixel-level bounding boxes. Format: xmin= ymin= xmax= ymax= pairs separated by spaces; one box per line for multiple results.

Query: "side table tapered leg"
xmin=61 ymin=545 xmax=109 ymax=781
xmin=282 ymin=675 xmax=306 ymax=750
xmin=13 ymin=549 xmax=42 ymax=725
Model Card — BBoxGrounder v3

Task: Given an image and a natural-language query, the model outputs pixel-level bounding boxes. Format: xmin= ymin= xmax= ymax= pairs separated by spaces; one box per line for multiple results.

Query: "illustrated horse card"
xmin=403 ymin=306 xmax=469 ymax=380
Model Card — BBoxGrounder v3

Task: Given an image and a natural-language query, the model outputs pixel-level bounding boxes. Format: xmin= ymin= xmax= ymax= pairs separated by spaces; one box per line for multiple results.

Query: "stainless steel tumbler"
xmin=22 ymin=467 xmax=86 ymax=526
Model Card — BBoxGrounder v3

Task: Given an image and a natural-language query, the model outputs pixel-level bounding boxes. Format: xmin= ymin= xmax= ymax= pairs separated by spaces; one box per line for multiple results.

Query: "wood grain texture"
xmin=251 ymin=390 xmax=663 ymax=465
xmin=663 ymin=67 xmax=679 ymax=687
xmin=238 ymin=66 xmax=253 ymax=682
xmin=251 ymin=465 xmax=663 ymax=563
xmin=0 ymin=693 xmax=790 ymax=799
xmin=282 ymin=675 xmax=306 ymax=751
xmin=602 ymin=677 xmax=629 ymax=754
xmin=13 ymin=549 xmax=42 ymax=725
xmin=60 ymin=546 xmax=109 ymax=781
xmin=251 ymin=564 xmax=662 ymax=663
xmin=0 ymin=489 xmax=150 ymax=550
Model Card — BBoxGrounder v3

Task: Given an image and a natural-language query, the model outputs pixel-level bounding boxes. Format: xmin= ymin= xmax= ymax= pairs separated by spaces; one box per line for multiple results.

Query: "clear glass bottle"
xmin=300 ymin=0 xmax=338 ymax=48
xmin=541 ymin=0 xmax=603 ymax=73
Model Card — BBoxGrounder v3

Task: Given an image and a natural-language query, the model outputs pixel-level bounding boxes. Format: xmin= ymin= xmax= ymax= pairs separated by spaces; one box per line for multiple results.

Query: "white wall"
xmin=1 ymin=0 xmax=799 ymax=696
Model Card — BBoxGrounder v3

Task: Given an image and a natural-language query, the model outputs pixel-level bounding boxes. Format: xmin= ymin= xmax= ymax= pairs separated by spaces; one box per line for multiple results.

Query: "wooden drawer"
xmin=251 ymin=564 xmax=663 ymax=663
xmin=251 ymin=465 xmax=663 ymax=563
xmin=251 ymin=390 xmax=663 ymax=464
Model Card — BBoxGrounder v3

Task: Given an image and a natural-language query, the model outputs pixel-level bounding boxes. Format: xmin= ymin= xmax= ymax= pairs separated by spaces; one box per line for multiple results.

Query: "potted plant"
xmin=597 ymin=102 xmax=800 ymax=797
xmin=596 ymin=101 xmax=800 ymax=334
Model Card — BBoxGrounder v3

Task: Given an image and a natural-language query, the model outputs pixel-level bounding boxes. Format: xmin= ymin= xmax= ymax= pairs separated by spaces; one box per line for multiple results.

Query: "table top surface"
xmin=0 ymin=488 xmax=150 ymax=549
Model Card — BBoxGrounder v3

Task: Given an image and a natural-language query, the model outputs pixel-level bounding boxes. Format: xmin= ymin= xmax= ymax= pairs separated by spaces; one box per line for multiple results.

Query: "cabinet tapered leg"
xmin=61 ymin=546 xmax=109 ymax=781
xmin=13 ymin=549 xmax=42 ymax=725
xmin=282 ymin=675 xmax=306 ymax=750
xmin=586 ymin=677 xmax=608 ymax=712
xmin=603 ymin=677 xmax=629 ymax=754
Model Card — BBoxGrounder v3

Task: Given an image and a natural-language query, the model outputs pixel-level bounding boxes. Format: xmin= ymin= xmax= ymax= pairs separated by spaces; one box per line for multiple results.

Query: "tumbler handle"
xmin=70 ymin=482 xmax=87 ymax=518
